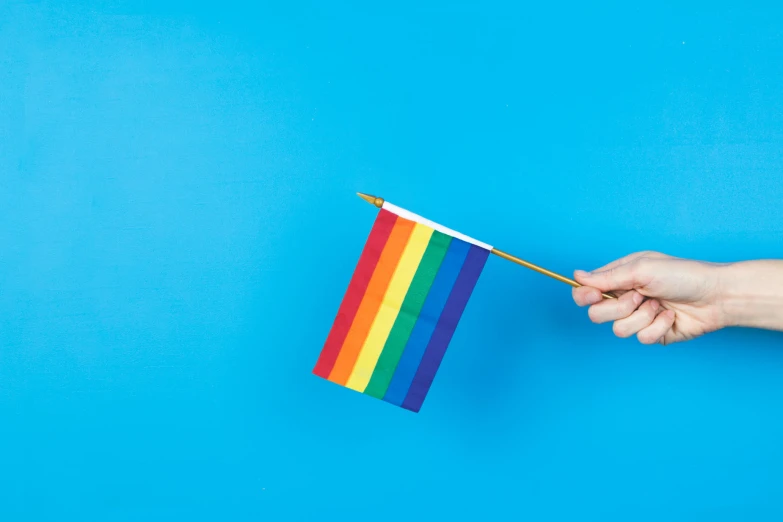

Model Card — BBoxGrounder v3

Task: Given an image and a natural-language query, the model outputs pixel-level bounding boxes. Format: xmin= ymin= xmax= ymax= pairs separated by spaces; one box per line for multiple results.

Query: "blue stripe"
xmin=382 ymin=239 xmax=471 ymax=406
xmin=402 ymin=245 xmax=489 ymax=412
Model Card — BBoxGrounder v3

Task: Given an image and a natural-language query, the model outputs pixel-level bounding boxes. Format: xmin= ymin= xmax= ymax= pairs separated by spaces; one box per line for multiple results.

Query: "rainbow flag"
xmin=313 ymin=201 xmax=491 ymax=412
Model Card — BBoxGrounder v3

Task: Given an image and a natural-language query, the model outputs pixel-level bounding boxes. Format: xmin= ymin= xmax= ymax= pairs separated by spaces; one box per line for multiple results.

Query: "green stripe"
xmin=364 ymin=231 xmax=452 ymax=398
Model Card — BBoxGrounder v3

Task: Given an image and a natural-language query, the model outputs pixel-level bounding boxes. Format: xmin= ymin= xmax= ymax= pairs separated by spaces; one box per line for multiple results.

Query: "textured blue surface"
xmin=3 ymin=2 xmax=783 ymax=520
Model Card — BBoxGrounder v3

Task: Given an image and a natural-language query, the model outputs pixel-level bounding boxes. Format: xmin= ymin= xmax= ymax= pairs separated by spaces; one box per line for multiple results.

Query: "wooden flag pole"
xmin=357 ymin=192 xmax=615 ymax=300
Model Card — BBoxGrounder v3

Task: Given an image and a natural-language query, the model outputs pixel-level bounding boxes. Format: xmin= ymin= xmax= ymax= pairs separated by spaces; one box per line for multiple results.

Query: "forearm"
xmin=718 ymin=260 xmax=783 ymax=331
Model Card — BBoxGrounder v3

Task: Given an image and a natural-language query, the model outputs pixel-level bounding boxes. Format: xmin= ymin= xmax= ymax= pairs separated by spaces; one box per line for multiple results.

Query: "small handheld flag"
xmin=314 ymin=193 xmax=614 ymax=413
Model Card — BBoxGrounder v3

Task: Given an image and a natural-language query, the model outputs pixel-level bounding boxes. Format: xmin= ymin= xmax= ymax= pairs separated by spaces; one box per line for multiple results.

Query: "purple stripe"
xmin=401 ymin=245 xmax=489 ymax=412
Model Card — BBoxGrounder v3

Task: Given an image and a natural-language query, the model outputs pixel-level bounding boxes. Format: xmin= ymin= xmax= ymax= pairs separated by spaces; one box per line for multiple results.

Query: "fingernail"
xmin=633 ymin=293 xmax=643 ymax=305
xmin=651 ymin=300 xmax=660 ymax=312
xmin=575 ymin=270 xmax=590 ymax=278
xmin=587 ymin=291 xmax=601 ymax=305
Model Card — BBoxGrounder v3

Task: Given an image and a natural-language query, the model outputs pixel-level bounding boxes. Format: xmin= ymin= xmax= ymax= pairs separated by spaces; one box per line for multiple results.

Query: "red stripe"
xmin=313 ymin=209 xmax=398 ymax=378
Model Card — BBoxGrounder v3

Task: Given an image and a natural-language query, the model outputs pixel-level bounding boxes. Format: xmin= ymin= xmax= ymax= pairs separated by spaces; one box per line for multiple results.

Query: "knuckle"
xmin=631 ymin=258 xmax=647 ymax=273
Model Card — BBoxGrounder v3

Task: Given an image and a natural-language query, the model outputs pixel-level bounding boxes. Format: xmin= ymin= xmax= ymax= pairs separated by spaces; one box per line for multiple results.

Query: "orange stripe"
xmin=328 ymin=218 xmax=416 ymax=385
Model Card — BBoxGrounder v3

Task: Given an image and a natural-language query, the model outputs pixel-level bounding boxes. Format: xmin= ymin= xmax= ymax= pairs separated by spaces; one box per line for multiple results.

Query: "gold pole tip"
xmin=356 ymin=192 xmax=384 ymax=208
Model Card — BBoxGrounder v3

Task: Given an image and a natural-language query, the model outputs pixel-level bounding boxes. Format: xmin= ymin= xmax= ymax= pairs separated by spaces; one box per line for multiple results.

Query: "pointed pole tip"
xmin=356 ymin=192 xmax=384 ymax=208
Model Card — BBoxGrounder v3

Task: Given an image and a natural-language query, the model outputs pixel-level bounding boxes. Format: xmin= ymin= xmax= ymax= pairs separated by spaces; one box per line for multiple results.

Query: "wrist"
xmin=715 ymin=261 xmax=783 ymax=330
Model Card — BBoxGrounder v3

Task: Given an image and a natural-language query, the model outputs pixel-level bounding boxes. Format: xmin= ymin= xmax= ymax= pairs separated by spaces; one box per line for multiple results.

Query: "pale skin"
xmin=572 ymin=252 xmax=783 ymax=345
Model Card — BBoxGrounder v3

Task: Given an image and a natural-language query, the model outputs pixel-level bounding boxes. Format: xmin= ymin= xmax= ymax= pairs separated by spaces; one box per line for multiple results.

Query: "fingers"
xmin=574 ymin=252 xmax=667 ymax=292
xmin=575 ymin=258 xmax=654 ymax=292
xmin=612 ymin=299 xmax=660 ymax=338
xmin=572 ymin=286 xmax=602 ymax=307
xmin=637 ymin=310 xmax=676 ymax=345
xmin=572 ymin=252 xmax=678 ymax=345
xmin=575 ymin=263 xmax=639 ymax=291
xmin=587 ymin=290 xmax=643 ymax=324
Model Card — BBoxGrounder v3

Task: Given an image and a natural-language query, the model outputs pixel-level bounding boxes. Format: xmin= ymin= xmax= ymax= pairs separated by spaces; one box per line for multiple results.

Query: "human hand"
xmin=572 ymin=252 xmax=728 ymax=345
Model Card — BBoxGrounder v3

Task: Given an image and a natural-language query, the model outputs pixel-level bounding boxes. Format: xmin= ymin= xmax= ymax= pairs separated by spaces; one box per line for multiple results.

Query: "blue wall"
xmin=2 ymin=2 xmax=783 ymax=520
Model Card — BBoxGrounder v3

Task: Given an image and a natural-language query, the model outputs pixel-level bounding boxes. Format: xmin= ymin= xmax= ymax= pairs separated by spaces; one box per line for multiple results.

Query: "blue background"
xmin=2 ymin=1 xmax=783 ymax=520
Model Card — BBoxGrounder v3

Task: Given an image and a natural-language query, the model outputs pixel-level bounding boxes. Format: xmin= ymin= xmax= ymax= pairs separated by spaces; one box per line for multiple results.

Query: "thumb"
xmin=575 ymin=260 xmax=646 ymax=291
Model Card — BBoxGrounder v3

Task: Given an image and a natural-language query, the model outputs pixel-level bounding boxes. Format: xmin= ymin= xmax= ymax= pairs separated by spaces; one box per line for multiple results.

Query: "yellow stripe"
xmin=345 ymin=223 xmax=434 ymax=392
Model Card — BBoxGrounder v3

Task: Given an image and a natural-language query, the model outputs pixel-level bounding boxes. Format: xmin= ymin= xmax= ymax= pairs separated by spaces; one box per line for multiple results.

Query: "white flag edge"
xmin=382 ymin=201 xmax=493 ymax=251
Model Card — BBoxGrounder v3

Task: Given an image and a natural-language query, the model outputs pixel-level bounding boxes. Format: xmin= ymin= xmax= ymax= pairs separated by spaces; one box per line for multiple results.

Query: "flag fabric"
xmin=313 ymin=201 xmax=491 ymax=412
